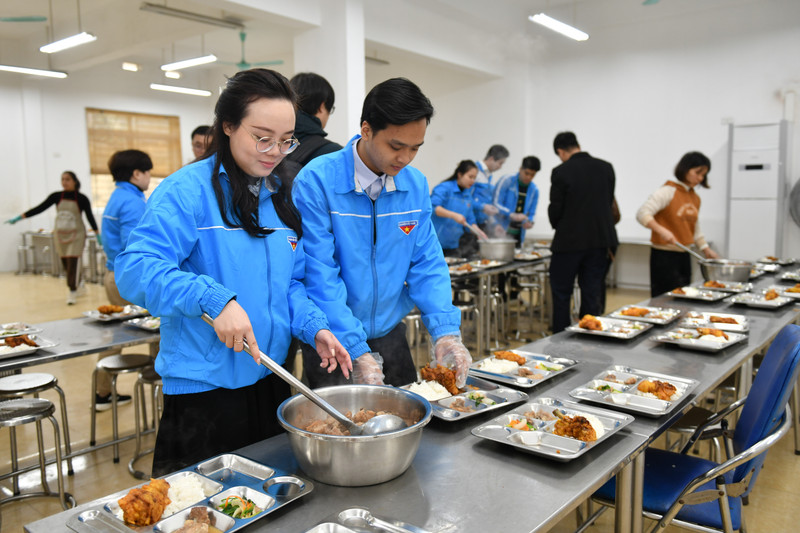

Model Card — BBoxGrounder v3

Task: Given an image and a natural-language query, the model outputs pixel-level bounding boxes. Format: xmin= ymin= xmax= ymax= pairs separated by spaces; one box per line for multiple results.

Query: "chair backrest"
xmin=732 ymin=323 xmax=800 ymax=493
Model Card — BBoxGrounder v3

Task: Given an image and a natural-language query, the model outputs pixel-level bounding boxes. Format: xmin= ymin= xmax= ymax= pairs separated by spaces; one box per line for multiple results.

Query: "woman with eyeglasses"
xmin=6 ymin=171 xmax=99 ymax=305
xmin=115 ymin=69 xmax=350 ymax=476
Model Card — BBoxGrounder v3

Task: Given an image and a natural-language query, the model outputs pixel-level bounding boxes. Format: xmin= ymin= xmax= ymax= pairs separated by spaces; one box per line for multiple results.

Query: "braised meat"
xmin=553 ymin=415 xmax=597 ymax=442
xmin=3 ymin=334 xmax=37 ymax=348
xmin=703 ymin=280 xmax=725 ymax=288
xmin=420 ymin=364 xmax=459 ymax=395
xmin=637 ymin=380 xmax=678 ymax=401
xmin=118 ymin=478 xmax=171 ymax=526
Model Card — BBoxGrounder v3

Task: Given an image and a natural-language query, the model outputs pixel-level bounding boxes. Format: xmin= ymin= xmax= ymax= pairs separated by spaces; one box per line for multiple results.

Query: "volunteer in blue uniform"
xmin=431 ymin=159 xmax=488 ymax=257
xmin=115 ymin=69 xmax=349 ymax=476
xmin=492 ymin=156 xmax=541 ymax=246
xmin=294 ymin=78 xmax=473 ymax=388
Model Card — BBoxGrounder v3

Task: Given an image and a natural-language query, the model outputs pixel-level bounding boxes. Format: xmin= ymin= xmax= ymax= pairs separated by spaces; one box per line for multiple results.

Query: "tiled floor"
xmin=0 ymin=273 xmax=797 ymax=532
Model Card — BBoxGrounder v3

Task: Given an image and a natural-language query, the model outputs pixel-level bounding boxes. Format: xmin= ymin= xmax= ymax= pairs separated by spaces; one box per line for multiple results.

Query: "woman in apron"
xmin=7 ymin=171 xmax=99 ymax=304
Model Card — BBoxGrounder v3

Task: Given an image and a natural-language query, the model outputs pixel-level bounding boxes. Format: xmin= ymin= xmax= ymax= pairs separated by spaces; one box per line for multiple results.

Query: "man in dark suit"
xmin=548 ymin=131 xmax=619 ymax=333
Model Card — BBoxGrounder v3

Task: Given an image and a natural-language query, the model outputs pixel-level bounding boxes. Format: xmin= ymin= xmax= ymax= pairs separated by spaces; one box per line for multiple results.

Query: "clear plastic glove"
xmin=432 ymin=334 xmax=472 ymax=388
xmin=96 ymin=234 xmax=103 ymax=246
xmin=483 ymin=204 xmax=499 ymax=215
xmin=351 ymin=352 xmax=385 ymax=385
xmin=5 ymin=215 xmax=21 ymax=225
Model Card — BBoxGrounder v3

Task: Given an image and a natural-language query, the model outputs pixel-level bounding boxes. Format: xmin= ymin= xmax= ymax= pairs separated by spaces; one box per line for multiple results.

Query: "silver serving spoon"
xmin=673 ymin=241 xmax=708 ymax=262
xmin=201 ymin=314 xmax=406 ymax=436
xmin=338 ymin=508 xmax=413 ymax=533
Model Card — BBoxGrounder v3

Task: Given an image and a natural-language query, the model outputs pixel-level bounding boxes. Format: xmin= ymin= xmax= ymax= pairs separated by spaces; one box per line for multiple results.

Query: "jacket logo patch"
xmin=287 ymin=235 xmax=298 ymax=251
xmin=398 ymin=220 xmax=418 ymax=235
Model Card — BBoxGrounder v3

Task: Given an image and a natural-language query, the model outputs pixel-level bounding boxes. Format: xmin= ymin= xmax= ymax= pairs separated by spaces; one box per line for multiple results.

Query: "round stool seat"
xmin=0 ymin=398 xmax=55 ymax=427
xmin=97 ymin=354 xmax=153 ymax=373
xmin=139 ymin=365 xmax=161 ymax=384
xmin=0 ymin=373 xmax=58 ymax=395
xmin=517 ymin=266 xmax=539 ymax=276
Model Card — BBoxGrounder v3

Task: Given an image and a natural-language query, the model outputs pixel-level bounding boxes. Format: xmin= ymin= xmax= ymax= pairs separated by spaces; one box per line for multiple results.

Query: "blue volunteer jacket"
xmin=493 ymin=172 xmax=540 ymax=242
xmin=115 ymin=156 xmax=328 ymax=394
xmin=430 ymin=179 xmax=477 ymax=250
xmin=293 ymin=135 xmax=460 ymax=359
xmin=102 ymin=181 xmax=146 ymax=271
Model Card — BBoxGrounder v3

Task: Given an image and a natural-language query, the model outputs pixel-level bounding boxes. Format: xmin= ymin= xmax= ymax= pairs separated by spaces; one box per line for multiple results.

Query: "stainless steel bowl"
xmin=277 ymin=385 xmax=432 ymax=487
xmin=479 ymin=238 xmax=516 ymax=261
xmin=700 ymin=259 xmax=753 ymax=282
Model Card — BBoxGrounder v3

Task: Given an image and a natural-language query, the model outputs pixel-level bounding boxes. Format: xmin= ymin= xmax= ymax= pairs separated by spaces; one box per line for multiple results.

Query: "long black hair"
xmin=207 ymin=68 xmax=302 ymax=238
xmin=445 ymin=160 xmax=477 ymax=181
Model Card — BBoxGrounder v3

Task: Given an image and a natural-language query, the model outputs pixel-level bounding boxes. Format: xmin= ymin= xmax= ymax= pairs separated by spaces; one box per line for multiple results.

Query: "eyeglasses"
xmin=248 ymin=131 xmax=300 ymax=154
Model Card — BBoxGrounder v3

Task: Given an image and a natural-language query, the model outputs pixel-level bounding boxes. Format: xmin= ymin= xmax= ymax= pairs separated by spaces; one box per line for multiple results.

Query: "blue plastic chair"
xmin=587 ymin=323 xmax=800 ymax=533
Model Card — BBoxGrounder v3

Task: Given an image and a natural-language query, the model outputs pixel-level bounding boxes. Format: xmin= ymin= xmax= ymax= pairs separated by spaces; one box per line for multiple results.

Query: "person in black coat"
xmin=286 ymin=72 xmax=343 ymax=165
xmin=548 ymin=132 xmax=619 ymax=333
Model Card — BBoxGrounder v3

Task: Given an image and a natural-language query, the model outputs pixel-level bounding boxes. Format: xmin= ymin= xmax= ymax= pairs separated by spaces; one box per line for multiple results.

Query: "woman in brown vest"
xmin=636 ymin=152 xmax=719 ymax=296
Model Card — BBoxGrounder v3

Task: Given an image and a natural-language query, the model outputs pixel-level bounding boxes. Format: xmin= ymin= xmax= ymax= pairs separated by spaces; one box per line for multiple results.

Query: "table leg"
xmin=615 ymin=460 xmax=633 ymax=533
xmin=631 ymin=452 xmax=644 ymax=533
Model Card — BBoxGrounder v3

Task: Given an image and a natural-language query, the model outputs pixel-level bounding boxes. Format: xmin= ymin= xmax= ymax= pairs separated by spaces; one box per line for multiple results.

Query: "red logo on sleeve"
xmin=398 ymin=221 xmax=418 ymax=235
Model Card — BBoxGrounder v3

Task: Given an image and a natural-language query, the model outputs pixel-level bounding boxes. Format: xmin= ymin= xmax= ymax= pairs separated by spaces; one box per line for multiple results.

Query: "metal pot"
xmin=700 ymin=259 xmax=753 ymax=282
xmin=277 ymin=384 xmax=432 ymax=487
xmin=479 ymin=238 xmax=516 ymax=261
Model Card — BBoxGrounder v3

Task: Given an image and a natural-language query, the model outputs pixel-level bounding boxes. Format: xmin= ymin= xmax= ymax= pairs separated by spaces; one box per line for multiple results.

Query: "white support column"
xmin=293 ymin=0 xmax=365 ymax=144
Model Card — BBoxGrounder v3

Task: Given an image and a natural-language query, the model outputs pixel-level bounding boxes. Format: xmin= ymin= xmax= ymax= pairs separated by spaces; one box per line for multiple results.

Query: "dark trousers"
xmin=549 ymin=248 xmax=610 ymax=333
xmin=152 ymin=372 xmax=290 ymax=477
xmin=650 ymin=248 xmax=691 ymax=297
xmin=60 ymin=256 xmax=80 ymax=291
xmin=301 ymin=321 xmax=417 ymax=388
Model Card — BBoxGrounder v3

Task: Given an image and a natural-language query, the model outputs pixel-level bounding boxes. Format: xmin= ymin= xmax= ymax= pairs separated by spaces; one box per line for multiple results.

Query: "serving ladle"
xmin=338 ymin=508 xmax=413 ymax=533
xmin=673 ymin=241 xmax=708 ymax=262
xmin=201 ymin=314 xmax=406 ymax=436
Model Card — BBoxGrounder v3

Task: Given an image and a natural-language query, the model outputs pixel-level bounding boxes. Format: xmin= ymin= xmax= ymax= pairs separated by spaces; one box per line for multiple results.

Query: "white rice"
xmin=407 ymin=381 xmax=451 ymax=401
xmin=476 ymin=357 xmax=519 ymax=374
xmin=163 ymin=475 xmax=207 ymax=516
xmin=581 ymin=413 xmax=606 ymax=440
xmin=698 ymin=334 xmax=727 ymax=343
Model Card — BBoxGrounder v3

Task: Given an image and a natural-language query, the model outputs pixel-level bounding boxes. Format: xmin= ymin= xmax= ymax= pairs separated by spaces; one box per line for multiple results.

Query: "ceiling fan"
xmin=219 ymin=30 xmax=283 ymax=70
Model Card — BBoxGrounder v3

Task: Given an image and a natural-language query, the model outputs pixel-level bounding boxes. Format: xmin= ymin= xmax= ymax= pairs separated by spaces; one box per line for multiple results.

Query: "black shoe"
xmin=95 ymin=393 xmax=132 ymax=412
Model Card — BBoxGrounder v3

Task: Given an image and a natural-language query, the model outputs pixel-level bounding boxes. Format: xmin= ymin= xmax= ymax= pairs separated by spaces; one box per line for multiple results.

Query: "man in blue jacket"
xmin=492 ymin=156 xmax=541 ymax=245
xmin=473 ymin=144 xmax=508 ymax=229
xmin=294 ymin=78 xmax=472 ymax=387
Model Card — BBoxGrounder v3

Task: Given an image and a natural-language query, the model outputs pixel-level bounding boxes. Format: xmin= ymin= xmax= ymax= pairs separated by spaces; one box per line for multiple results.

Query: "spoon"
xmin=338 ymin=508 xmax=412 ymax=533
xmin=673 ymin=242 xmax=708 ymax=262
xmin=201 ymin=313 xmax=407 ymax=436
xmin=462 ymin=221 xmax=487 ymax=241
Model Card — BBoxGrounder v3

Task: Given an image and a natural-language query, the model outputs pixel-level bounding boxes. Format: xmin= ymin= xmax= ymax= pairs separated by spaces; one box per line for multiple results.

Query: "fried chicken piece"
xmin=620 ymin=307 xmax=650 ymax=317
xmin=710 ymin=315 xmax=738 ymax=324
xmin=456 ymin=263 xmax=473 ymax=272
xmin=786 ymin=283 xmax=800 ymax=293
xmin=480 ymin=259 xmax=491 ymax=265
xmin=637 ymin=380 xmax=678 ymax=401
xmin=696 ymin=327 xmax=729 ymax=340
xmin=672 ymin=287 xmax=686 ymax=295
xmin=118 ymin=478 xmax=171 ymax=526
xmin=3 ymin=334 xmax=37 ymax=348
xmin=493 ymin=350 xmax=526 ymax=365
xmin=578 ymin=314 xmax=603 ymax=331
xmin=765 ymin=289 xmax=779 ymax=300
xmin=98 ymin=304 xmax=124 ymax=315
xmin=553 ymin=415 xmax=597 ymax=442
xmin=765 ymin=255 xmax=779 ymax=261
xmin=420 ymin=364 xmax=460 ymax=396
xmin=703 ymin=280 xmax=725 ymax=288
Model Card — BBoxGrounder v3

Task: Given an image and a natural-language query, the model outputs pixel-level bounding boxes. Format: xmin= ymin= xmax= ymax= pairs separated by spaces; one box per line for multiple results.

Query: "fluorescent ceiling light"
xmin=529 ymin=13 xmax=588 ymax=41
xmin=122 ymin=62 xmax=139 ymax=72
xmin=160 ymin=54 xmax=217 ymax=71
xmin=150 ymin=83 xmax=211 ymax=97
xmin=140 ymin=2 xmax=243 ymax=30
xmin=0 ymin=64 xmax=67 ymax=78
xmin=164 ymin=71 xmax=181 ymax=79
xmin=40 ymin=31 xmax=97 ymax=53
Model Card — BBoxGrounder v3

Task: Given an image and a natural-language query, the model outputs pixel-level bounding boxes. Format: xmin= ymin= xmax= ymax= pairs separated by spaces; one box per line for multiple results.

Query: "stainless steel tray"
xmin=757 ymin=256 xmax=795 ymax=265
xmin=402 ymin=375 xmax=528 ymax=421
xmin=678 ymin=311 xmax=749 ymax=332
xmin=779 ymin=270 xmax=800 ymax=282
xmin=66 ymin=454 xmax=313 ymax=533
xmin=448 ymin=264 xmax=476 ymax=276
xmin=726 ymin=291 xmax=793 ymax=309
xmin=0 ymin=334 xmax=58 ymax=359
xmin=565 ymin=317 xmax=653 ymax=340
xmin=568 ymin=365 xmax=698 ymax=418
xmin=515 ymin=249 xmax=552 ymax=261
xmin=765 ymin=285 xmax=800 ymax=299
xmin=468 ymin=259 xmax=506 ymax=269
xmin=0 ymin=321 xmax=42 ymax=339
xmin=650 ymin=327 xmax=748 ymax=352
xmin=754 ymin=262 xmax=781 ymax=272
xmin=306 ymin=508 xmax=433 ymax=533
xmin=469 ymin=350 xmax=578 ymax=388
xmin=606 ymin=305 xmax=682 ymax=325
xmin=124 ymin=316 xmax=161 ymax=331
xmin=692 ymin=281 xmax=752 ymax=293
xmin=749 ymin=268 xmax=766 ymax=280
xmin=667 ymin=287 xmax=729 ymax=302
xmin=83 ymin=305 xmax=149 ymax=322
xmin=471 ymin=397 xmax=634 ymax=462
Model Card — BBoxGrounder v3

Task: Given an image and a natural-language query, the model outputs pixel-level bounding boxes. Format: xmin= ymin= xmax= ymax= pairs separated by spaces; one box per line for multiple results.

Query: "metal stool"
xmin=514 ymin=266 xmax=546 ymax=340
xmin=453 ymin=290 xmax=482 ymax=356
xmin=128 ymin=366 xmax=162 ymax=479
xmin=0 ymin=398 xmax=75 ymax=511
xmin=90 ymin=353 xmax=153 ymax=463
xmin=0 ymin=373 xmax=73 ymax=481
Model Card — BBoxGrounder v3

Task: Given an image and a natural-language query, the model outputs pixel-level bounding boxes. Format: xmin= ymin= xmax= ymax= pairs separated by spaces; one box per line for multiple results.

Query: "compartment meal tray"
xmin=471 ymin=397 xmax=634 ymax=461
xmin=765 ymin=285 xmax=800 ymax=299
xmin=83 ymin=305 xmax=149 ymax=322
xmin=565 ymin=317 xmax=653 ymax=340
xmin=0 ymin=334 xmax=58 ymax=359
xmin=678 ymin=312 xmax=749 ymax=332
xmin=0 ymin=322 xmax=42 ymax=339
xmin=691 ymin=281 xmax=752 ymax=293
xmin=305 ymin=508 xmax=433 ymax=533
xmin=124 ymin=317 xmax=161 ymax=331
xmin=667 ymin=288 xmax=729 ymax=302
xmin=403 ymin=375 xmax=528 ymax=421
xmin=568 ymin=365 xmax=698 ymax=418
xmin=606 ymin=305 xmax=682 ymax=325
xmin=469 ymin=350 xmax=578 ymax=388
xmin=650 ymin=328 xmax=748 ymax=352
xmin=726 ymin=292 xmax=794 ymax=309
xmin=66 ymin=454 xmax=313 ymax=533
